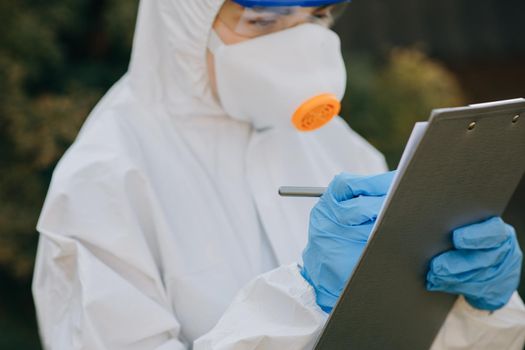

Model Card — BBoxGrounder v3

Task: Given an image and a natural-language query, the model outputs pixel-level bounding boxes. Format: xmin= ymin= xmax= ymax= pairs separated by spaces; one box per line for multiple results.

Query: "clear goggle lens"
xmin=217 ymin=2 xmax=348 ymax=38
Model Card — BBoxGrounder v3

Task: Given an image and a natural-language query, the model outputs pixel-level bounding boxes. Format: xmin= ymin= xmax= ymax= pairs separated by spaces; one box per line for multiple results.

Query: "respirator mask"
xmin=208 ymin=22 xmax=347 ymax=132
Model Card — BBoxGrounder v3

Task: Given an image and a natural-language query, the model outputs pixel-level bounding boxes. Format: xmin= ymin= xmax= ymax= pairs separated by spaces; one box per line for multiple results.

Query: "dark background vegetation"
xmin=0 ymin=0 xmax=523 ymax=348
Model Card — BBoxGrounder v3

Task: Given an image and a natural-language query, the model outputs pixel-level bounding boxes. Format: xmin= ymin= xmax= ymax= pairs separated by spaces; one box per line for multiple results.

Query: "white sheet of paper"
xmin=371 ymin=121 xmax=429 ymax=237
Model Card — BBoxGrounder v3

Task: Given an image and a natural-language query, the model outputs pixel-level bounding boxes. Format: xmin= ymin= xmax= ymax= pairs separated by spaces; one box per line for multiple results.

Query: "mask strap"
xmin=207 ymin=30 xmax=224 ymax=55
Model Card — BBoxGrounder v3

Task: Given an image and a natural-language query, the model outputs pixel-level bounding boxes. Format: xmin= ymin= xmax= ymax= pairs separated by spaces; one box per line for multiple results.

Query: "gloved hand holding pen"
xmin=301 ymin=171 xmax=395 ymax=313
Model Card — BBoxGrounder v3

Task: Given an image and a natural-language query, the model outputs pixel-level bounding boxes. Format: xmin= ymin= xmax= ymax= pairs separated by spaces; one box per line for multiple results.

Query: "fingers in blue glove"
xmin=427 ymin=217 xmax=523 ymax=311
xmin=453 ymin=217 xmax=513 ymax=250
xmin=329 ymin=171 xmax=396 ymax=202
xmin=427 ymin=248 xmax=522 ymax=310
xmin=429 ymin=239 xmax=512 ymax=276
xmin=303 ymin=171 xmax=397 ymax=314
xmin=309 ymin=216 xmax=375 ymax=243
xmin=318 ymin=195 xmax=386 ymax=227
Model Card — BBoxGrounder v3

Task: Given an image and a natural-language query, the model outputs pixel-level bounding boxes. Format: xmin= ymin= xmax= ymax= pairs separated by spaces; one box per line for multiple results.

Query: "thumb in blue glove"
xmin=427 ymin=217 xmax=523 ymax=311
xmin=302 ymin=171 xmax=396 ymax=313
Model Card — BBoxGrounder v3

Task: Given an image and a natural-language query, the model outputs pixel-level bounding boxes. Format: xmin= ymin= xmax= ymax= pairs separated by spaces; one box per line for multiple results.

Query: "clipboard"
xmin=314 ymin=98 xmax=525 ymax=350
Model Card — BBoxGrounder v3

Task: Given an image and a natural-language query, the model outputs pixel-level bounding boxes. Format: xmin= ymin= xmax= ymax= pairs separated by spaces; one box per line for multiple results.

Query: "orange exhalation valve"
xmin=291 ymin=93 xmax=341 ymax=132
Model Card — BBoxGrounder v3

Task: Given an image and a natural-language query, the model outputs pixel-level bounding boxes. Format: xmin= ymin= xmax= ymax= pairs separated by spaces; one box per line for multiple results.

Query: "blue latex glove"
xmin=427 ymin=217 xmax=523 ymax=311
xmin=301 ymin=171 xmax=395 ymax=313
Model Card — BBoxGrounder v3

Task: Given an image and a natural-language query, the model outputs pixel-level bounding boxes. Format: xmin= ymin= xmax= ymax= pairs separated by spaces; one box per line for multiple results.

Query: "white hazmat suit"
xmin=33 ymin=0 xmax=525 ymax=349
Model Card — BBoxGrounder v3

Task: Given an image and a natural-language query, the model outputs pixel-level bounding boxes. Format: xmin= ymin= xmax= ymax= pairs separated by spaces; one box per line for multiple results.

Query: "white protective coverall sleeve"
xmin=33 ymin=146 xmax=186 ymax=350
xmin=195 ymin=268 xmax=525 ymax=350
xmin=194 ymin=264 xmax=328 ymax=350
xmin=34 ymin=234 xmax=186 ymax=350
xmin=33 ymin=153 xmax=325 ymax=349
xmin=32 ymin=156 xmax=324 ymax=349
xmin=430 ymin=293 xmax=525 ymax=350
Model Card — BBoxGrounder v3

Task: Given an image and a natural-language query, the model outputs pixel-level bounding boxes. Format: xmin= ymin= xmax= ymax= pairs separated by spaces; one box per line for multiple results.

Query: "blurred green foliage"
xmin=0 ymin=0 xmax=138 ymax=280
xmin=342 ymin=48 xmax=465 ymax=167
xmin=0 ymin=1 xmax=138 ymax=348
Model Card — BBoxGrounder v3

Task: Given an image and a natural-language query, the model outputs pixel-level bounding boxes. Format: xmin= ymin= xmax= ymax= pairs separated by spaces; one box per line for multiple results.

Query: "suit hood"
xmin=128 ymin=0 xmax=225 ymax=119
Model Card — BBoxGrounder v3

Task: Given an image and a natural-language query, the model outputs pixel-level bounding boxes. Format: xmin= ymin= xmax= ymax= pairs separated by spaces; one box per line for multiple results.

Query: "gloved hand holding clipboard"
xmin=316 ymin=98 xmax=525 ymax=349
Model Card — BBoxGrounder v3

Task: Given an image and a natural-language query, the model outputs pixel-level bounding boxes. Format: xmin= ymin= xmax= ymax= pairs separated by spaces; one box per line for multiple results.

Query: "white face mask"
xmin=208 ymin=23 xmax=347 ymax=132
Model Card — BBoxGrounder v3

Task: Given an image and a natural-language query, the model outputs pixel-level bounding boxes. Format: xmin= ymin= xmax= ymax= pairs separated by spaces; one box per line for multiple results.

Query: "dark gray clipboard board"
xmin=314 ymin=99 xmax=525 ymax=350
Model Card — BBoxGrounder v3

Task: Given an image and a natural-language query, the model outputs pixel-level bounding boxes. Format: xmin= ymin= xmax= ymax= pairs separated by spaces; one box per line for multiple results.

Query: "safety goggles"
xmin=218 ymin=0 xmax=350 ymax=38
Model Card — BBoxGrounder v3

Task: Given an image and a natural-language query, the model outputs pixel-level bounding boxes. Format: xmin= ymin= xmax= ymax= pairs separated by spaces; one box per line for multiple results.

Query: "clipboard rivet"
xmin=512 ymin=115 xmax=520 ymax=123
xmin=468 ymin=122 xmax=477 ymax=130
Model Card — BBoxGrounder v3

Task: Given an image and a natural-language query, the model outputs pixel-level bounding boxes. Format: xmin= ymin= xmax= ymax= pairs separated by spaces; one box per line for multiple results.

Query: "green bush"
xmin=0 ymin=0 xmax=139 ymax=280
xmin=342 ymin=48 xmax=466 ymax=168
xmin=0 ymin=2 xmax=138 ymax=347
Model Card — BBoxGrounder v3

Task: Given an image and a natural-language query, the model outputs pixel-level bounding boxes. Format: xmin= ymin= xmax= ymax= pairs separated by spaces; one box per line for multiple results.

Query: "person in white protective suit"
xmin=32 ymin=0 xmax=525 ymax=349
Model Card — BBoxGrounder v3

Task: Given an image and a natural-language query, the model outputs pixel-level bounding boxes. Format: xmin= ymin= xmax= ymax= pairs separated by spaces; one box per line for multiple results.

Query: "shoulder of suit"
xmin=50 ymin=98 xmax=149 ymax=193
xmin=320 ymin=117 xmax=388 ymax=170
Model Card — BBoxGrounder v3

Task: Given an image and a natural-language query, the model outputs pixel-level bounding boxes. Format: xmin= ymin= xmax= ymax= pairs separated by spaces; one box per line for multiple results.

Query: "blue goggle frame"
xmin=233 ymin=0 xmax=351 ymax=7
